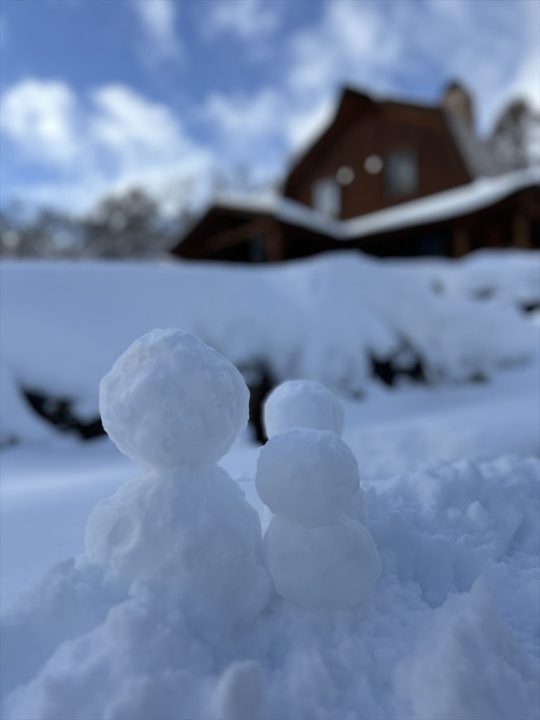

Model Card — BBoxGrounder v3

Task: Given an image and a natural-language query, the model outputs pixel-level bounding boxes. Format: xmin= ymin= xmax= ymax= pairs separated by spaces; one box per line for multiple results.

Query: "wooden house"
xmin=172 ymin=84 xmax=540 ymax=262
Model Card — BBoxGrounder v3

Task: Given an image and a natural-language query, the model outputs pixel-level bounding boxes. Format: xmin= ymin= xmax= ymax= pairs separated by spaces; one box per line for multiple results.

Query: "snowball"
xmin=264 ymin=516 xmax=380 ymax=610
xmin=99 ymin=329 xmax=249 ymax=470
xmin=255 ymin=429 xmax=360 ymax=526
xmin=263 ymin=380 xmax=344 ymax=439
xmin=85 ymin=465 xmax=270 ymax=631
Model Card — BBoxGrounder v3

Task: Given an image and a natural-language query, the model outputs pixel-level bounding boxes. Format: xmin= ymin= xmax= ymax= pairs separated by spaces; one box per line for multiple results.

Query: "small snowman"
xmin=256 ymin=380 xmax=380 ymax=611
xmin=85 ymin=329 xmax=270 ymax=635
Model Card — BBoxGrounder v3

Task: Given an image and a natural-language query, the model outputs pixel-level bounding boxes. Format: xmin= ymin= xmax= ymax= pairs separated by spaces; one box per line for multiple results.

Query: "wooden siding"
xmin=284 ymin=89 xmax=472 ymax=219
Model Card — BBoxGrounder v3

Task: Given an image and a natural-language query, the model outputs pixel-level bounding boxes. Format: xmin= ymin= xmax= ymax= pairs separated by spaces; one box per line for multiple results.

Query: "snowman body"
xmin=85 ymin=329 xmax=270 ymax=633
xmin=256 ymin=380 xmax=380 ymax=611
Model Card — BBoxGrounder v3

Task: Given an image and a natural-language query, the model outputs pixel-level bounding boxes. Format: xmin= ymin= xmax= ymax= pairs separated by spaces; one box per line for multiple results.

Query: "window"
xmin=248 ymin=236 xmax=267 ymax=263
xmin=312 ymin=177 xmax=341 ymax=216
xmin=386 ymin=149 xmax=418 ymax=198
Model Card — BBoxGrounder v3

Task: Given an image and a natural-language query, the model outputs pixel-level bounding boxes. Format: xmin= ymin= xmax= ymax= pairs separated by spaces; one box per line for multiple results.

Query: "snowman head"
xmin=263 ymin=379 xmax=344 ymax=439
xmin=100 ymin=329 xmax=249 ymax=471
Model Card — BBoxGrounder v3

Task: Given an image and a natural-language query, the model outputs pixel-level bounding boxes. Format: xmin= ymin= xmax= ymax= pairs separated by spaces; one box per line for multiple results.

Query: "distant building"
xmin=172 ymin=83 xmax=540 ymax=262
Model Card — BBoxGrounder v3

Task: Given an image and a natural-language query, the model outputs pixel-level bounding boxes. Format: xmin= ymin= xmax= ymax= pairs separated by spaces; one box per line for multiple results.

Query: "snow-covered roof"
xmin=203 ymin=167 xmax=539 ymax=243
xmin=210 ymin=192 xmax=343 ymax=237
xmin=342 ymin=166 xmax=540 ymax=240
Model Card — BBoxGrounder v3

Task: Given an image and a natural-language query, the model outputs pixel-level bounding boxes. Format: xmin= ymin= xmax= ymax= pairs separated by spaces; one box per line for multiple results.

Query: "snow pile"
xmin=1 ymin=250 xmax=538 ymax=443
xmin=393 ymin=249 xmax=540 ymax=309
xmin=2 ymin=455 xmax=538 ymax=719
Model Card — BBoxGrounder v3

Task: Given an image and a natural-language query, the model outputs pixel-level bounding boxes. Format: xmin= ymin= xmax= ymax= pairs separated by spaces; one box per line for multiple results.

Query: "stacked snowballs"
xmin=85 ymin=329 xmax=270 ymax=634
xmin=86 ymin=330 xmax=378 ymax=624
xmin=256 ymin=380 xmax=380 ymax=610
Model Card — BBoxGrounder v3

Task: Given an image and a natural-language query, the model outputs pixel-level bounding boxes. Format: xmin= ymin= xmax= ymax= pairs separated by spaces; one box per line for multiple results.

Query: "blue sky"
xmin=1 ymin=0 xmax=539 ymax=214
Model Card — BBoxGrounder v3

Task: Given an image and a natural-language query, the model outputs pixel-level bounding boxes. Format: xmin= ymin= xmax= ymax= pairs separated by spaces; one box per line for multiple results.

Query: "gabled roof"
xmin=283 ymin=85 xmax=500 ymax=196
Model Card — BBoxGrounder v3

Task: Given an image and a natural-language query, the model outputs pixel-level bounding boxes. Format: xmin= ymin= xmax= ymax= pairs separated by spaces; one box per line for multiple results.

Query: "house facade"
xmin=172 ymin=83 xmax=540 ymax=263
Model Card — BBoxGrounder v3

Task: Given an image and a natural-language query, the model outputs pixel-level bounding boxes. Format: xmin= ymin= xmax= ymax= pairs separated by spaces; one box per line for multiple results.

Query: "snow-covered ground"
xmin=1 ymin=251 xmax=540 ymax=719
xmin=1 ymin=250 xmax=539 ymax=446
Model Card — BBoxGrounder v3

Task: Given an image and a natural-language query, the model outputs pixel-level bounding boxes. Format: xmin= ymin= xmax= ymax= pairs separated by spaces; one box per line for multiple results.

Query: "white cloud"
xmin=199 ymin=0 xmax=540 ymax=184
xmin=205 ymin=0 xmax=279 ymax=42
xmin=199 ymin=86 xmax=337 ymax=182
xmin=0 ymin=80 xmax=79 ymax=163
xmin=284 ymin=0 xmax=540 ymax=135
xmin=491 ymin=1 xmax=540 ymax=121
xmin=91 ymin=85 xmax=187 ymax=167
xmin=130 ymin=0 xmax=179 ymax=59
xmin=288 ymin=1 xmax=398 ymax=99
xmin=202 ymin=88 xmax=280 ymax=138
xmin=1 ymin=78 xmax=213 ymax=213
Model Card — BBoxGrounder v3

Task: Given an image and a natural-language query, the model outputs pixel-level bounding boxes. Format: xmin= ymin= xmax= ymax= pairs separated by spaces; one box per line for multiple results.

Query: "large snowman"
xmin=85 ymin=329 xmax=271 ymax=635
xmin=256 ymin=380 xmax=380 ymax=611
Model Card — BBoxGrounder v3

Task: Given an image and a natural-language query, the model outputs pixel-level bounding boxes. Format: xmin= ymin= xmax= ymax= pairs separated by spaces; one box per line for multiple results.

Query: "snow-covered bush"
xmin=1 ymin=250 xmax=538 ymax=443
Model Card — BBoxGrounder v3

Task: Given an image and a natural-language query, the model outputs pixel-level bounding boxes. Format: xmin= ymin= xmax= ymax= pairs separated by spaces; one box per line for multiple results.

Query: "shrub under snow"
xmin=1 ymin=250 xmax=539 ymax=443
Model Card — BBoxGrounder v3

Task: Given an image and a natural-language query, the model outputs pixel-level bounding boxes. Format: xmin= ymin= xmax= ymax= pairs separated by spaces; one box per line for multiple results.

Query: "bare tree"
xmin=1 ymin=206 xmax=81 ymax=257
xmin=82 ymin=189 xmax=164 ymax=257
xmin=490 ymin=99 xmax=540 ymax=172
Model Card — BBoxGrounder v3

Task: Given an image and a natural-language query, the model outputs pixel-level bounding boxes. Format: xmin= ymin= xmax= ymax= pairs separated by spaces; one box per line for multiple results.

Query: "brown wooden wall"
xmin=284 ymin=97 xmax=471 ymax=220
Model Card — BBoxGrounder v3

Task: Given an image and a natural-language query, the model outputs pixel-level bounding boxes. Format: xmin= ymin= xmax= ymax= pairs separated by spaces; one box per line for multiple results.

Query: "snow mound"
xmin=1 ymin=251 xmax=538 ymax=443
xmin=394 ymin=579 xmax=539 ymax=720
xmin=100 ymin=329 xmax=249 ymax=469
xmin=263 ymin=379 xmax=344 ymax=438
xmin=1 ymin=456 xmax=539 ymax=719
xmin=255 ymin=429 xmax=360 ymax=526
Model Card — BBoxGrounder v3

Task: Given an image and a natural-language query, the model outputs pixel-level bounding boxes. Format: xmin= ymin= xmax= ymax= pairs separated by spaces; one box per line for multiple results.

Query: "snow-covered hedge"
xmin=1 ymin=250 xmax=538 ymax=444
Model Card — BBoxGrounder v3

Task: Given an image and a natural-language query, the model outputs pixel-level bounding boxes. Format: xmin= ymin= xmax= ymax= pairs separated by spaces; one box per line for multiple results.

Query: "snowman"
xmin=85 ymin=329 xmax=270 ymax=635
xmin=256 ymin=380 xmax=380 ymax=611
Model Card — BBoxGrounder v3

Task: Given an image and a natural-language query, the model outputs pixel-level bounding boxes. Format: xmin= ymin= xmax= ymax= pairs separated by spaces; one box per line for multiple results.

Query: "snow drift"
xmin=2 ymin=455 xmax=539 ymax=719
xmin=1 ymin=250 xmax=539 ymax=444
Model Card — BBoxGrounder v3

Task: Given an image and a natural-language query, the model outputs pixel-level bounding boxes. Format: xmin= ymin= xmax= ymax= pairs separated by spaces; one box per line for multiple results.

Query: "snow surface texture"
xmin=86 ymin=330 xmax=270 ymax=639
xmin=263 ymin=380 xmax=344 ymax=438
xmin=2 ymin=456 xmax=539 ymax=719
xmin=256 ymin=429 xmax=359 ymax=526
xmin=1 ymin=250 xmax=539 ymax=443
xmin=100 ymin=329 xmax=249 ymax=469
